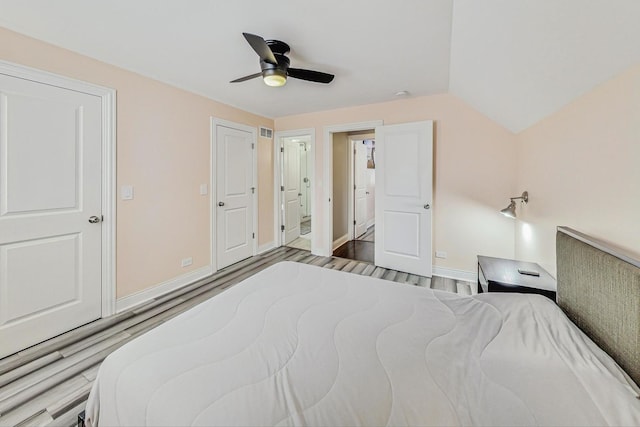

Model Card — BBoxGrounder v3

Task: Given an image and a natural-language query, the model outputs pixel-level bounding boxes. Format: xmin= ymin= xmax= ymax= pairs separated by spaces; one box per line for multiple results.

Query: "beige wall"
xmin=332 ymin=132 xmax=350 ymax=242
xmin=0 ymin=27 xmax=274 ymax=298
xmin=515 ymin=65 xmax=640 ymax=275
xmin=15 ymin=22 xmax=626 ymax=287
xmin=275 ymin=94 xmax=518 ymax=274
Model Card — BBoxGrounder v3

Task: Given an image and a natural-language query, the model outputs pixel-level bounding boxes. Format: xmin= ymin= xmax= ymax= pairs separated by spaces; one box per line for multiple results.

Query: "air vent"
xmin=259 ymin=126 xmax=273 ymax=139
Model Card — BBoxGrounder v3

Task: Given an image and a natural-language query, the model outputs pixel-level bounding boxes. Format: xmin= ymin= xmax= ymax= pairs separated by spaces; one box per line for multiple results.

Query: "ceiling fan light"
xmin=263 ymin=69 xmax=287 ymax=87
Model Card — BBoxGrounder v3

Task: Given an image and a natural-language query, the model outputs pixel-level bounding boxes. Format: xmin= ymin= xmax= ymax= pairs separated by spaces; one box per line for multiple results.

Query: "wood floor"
xmin=333 ymin=240 xmax=374 ymax=263
xmin=333 ymin=225 xmax=375 ymax=262
xmin=357 ymin=225 xmax=375 ymax=242
xmin=0 ymin=246 xmax=472 ymax=427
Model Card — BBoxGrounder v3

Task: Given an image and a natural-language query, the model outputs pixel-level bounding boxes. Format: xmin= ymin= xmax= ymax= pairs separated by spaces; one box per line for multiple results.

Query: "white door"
xmin=353 ymin=140 xmax=368 ymax=238
xmin=366 ymin=168 xmax=375 ymax=229
xmin=216 ymin=125 xmax=254 ymax=269
xmin=299 ymin=145 xmax=309 ymax=219
xmin=0 ymin=73 xmax=103 ymax=358
xmin=283 ymin=139 xmax=300 ymax=245
xmin=374 ymin=121 xmax=433 ymax=277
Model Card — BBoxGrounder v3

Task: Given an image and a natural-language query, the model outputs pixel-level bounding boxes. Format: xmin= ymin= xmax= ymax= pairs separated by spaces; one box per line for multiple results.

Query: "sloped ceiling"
xmin=0 ymin=0 xmax=638 ymax=133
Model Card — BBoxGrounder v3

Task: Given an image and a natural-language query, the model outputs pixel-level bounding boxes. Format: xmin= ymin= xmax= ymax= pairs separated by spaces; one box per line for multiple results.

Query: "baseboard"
xmin=366 ymin=219 xmax=375 ymax=229
xmin=332 ymin=234 xmax=349 ymax=250
xmin=116 ymin=265 xmax=214 ymax=313
xmin=432 ymin=266 xmax=476 ymax=283
xmin=258 ymin=241 xmax=276 ymax=254
xmin=311 ymin=244 xmax=331 ymax=257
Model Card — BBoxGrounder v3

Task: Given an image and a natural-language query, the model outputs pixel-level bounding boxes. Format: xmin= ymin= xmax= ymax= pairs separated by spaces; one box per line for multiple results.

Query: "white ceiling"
xmin=0 ymin=0 xmax=638 ymax=133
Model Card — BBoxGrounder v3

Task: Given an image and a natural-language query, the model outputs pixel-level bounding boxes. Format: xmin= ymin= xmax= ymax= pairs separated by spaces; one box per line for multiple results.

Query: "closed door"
xmin=374 ymin=121 xmax=433 ymax=277
xmin=353 ymin=140 xmax=367 ymax=238
xmin=0 ymin=73 xmax=103 ymax=358
xmin=216 ymin=125 xmax=254 ymax=269
xmin=283 ymin=139 xmax=300 ymax=245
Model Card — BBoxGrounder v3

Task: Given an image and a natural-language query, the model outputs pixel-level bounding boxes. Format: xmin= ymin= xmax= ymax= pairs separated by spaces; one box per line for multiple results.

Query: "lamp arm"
xmin=510 ymin=191 xmax=529 ymax=203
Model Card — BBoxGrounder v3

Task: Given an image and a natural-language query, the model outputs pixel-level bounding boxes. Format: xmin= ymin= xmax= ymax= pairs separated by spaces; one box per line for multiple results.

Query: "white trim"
xmin=115 ymin=265 xmax=213 ymax=313
xmin=323 ymin=121 xmax=383 ymax=257
xmin=432 ymin=266 xmax=477 ymax=283
xmin=273 ymin=128 xmax=316 ymax=252
xmin=210 ymin=118 xmax=258 ymax=270
xmin=332 ymin=233 xmax=350 ymax=251
xmin=273 ymin=135 xmax=281 ymax=249
xmin=0 ymin=60 xmax=118 ymax=318
xmin=347 ymin=139 xmax=355 ymax=240
xmin=0 ymin=60 xmax=113 ymax=98
xmin=258 ymin=241 xmax=276 ymax=254
xmin=100 ymin=83 xmax=117 ymax=318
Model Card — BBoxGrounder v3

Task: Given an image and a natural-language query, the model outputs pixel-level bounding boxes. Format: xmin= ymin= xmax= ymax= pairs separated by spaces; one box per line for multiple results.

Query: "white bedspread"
xmin=86 ymin=261 xmax=640 ymax=426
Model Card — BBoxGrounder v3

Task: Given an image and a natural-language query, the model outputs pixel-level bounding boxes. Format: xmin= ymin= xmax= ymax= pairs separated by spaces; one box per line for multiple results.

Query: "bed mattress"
xmin=86 ymin=261 xmax=640 ymax=426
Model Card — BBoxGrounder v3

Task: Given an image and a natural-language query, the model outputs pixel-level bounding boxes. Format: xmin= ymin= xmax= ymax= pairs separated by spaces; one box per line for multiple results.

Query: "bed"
xmin=85 ymin=227 xmax=640 ymax=426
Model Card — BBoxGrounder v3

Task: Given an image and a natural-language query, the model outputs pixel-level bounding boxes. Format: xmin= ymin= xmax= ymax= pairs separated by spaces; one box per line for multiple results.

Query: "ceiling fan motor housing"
xmin=260 ymin=54 xmax=289 ymax=74
xmin=265 ymin=39 xmax=290 ymax=55
xmin=261 ymin=40 xmax=290 ymax=78
xmin=261 ymin=43 xmax=289 ymax=86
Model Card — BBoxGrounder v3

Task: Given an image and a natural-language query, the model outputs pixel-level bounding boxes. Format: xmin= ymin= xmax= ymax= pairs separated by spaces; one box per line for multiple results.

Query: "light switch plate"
xmin=199 ymin=184 xmax=208 ymax=195
xmin=121 ymin=185 xmax=134 ymax=200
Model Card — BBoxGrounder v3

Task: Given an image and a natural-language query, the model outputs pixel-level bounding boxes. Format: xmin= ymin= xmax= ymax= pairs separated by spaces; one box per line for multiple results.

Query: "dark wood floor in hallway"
xmin=333 ymin=224 xmax=376 ymax=262
xmin=333 ymin=240 xmax=374 ymax=263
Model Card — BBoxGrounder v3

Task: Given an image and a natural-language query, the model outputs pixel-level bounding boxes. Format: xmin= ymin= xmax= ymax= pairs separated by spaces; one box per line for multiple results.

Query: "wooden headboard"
xmin=556 ymin=226 xmax=640 ymax=386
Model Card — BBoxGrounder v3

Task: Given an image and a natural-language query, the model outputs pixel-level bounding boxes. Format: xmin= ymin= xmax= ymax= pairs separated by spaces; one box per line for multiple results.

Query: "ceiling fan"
xmin=230 ymin=33 xmax=335 ymax=87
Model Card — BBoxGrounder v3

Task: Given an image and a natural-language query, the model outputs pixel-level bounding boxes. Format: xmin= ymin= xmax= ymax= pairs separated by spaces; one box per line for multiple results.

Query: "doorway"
xmin=323 ymin=120 xmax=433 ymax=277
xmin=276 ymin=130 xmax=314 ymax=252
xmin=331 ymin=131 xmax=376 ymax=263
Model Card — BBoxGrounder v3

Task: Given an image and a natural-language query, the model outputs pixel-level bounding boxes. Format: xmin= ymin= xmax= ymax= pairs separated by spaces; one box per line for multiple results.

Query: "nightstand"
xmin=477 ymin=256 xmax=557 ymax=301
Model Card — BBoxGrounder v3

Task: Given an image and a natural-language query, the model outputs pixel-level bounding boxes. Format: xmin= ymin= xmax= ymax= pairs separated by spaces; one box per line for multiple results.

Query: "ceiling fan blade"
xmin=230 ymin=72 xmax=262 ymax=83
xmin=288 ymin=68 xmax=335 ymax=84
xmin=242 ymin=32 xmax=277 ymax=65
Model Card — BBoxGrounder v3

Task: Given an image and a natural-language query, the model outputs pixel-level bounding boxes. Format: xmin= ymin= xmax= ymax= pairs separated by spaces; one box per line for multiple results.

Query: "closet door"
xmin=215 ymin=125 xmax=254 ymax=268
xmin=0 ymin=73 xmax=103 ymax=357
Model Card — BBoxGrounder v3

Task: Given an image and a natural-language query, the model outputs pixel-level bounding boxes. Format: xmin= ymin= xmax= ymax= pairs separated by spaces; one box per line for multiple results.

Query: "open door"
xmin=353 ymin=140 xmax=368 ymax=238
xmin=374 ymin=121 xmax=433 ymax=277
xmin=283 ymin=138 xmax=301 ymax=245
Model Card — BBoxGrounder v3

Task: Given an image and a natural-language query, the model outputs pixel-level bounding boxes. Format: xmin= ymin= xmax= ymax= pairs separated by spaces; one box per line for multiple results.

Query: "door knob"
xmin=88 ymin=216 xmax=101 ymax=223
xmin=423 ymin=204 xmax=430 ymax=210
xmin=218 ymin=201 xmax=225 ymax=207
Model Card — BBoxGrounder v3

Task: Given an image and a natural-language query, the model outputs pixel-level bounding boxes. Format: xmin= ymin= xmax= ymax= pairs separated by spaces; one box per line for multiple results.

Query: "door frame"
xmin=322 ymin=121 xmax=382 ymax=257
xmin=210 ymin=117 xmax=258 ymax=272
xmin=273 ymin=128 xmax=316 ymax=251
xmin=0 ymin=60 xmax=117 ymax=317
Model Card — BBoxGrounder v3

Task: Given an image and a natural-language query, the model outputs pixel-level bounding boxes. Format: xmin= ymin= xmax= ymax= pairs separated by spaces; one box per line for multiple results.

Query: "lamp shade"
xmin=500 ymin=200 xmax=517 ymax=218
xmin=263 ymin=69 xmax=287 ymax=87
